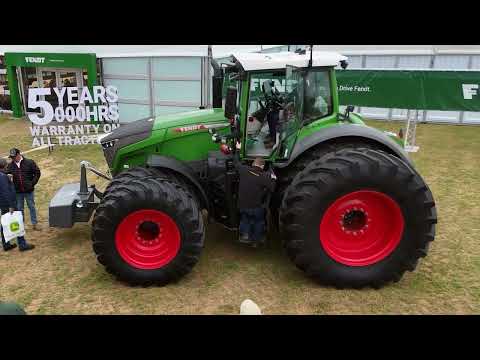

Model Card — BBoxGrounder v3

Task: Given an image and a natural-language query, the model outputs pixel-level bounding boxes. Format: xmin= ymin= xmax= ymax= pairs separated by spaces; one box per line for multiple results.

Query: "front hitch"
xmin=78 ymin=161 xmax=111 ymax=202
xmin=48 ymin=161 xmax=111 ymax=228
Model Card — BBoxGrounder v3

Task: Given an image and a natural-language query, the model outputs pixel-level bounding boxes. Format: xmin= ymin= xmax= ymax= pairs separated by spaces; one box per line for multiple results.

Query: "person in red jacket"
xmin=6 ymin=148 xmax=41 ymax=230
xmin=0 ymin=158 xmax=34 ymax=252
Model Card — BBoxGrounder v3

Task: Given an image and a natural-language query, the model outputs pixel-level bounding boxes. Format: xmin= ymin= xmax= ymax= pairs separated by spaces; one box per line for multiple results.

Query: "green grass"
xmin=0 ymin=115 xmax=479 ymax=314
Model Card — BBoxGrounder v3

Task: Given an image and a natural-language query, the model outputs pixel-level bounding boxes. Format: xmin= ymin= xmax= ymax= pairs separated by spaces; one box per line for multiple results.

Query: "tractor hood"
xmin=100 ymin=108 xmax=228 ymax=169
xmin=152 ymin=108 xmax=227 ymax=131
xmin=101 ymin=108 xmax=226 ymax=150
xmin=100 ymin=117 xmax=156 ymax=168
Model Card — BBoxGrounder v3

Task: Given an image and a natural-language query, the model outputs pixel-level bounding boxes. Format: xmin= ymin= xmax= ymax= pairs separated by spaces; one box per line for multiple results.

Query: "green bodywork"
xmin=110 ymin=68 xmax=404 ymax=174
xmin=110 ymin=109 xmax=230 ymax=174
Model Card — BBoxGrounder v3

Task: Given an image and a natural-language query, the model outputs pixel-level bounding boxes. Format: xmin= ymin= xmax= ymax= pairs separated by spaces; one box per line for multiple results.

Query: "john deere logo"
xmin=25 ymin=57 xmax=45 ymax=64
xmin=10 ymin=221 xmax=20 ymax=232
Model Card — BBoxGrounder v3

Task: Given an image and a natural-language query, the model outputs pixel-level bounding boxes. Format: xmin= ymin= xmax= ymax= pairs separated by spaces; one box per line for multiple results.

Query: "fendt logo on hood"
xmin=462 ymin=84 xmax=479 ymax=100
xmin=25 ymin=57 xmax=45 ymax=64
xmin=174 ymin=122 xmax=231 ymax=133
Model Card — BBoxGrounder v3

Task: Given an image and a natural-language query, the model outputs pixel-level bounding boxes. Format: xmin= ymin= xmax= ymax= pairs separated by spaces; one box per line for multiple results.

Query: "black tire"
xmin=271 ymin=140 xmax=380 ymax=228
xmin=280 ymin=148 xmax=437 ymax=289
xmin=103 ymin=166 xmax=202 ymax=209
xmin=103 ymin=167 xmax=175 ymax=194
xmin=92 ymin=176 xmax=205 ymax=286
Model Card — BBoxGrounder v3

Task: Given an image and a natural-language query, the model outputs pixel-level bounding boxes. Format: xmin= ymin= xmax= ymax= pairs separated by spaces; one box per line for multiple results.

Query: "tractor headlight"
xmin=101 ymin=139 xmax=118 ymax=168
xmin=102 ymin=140 xmax=117 ymax=149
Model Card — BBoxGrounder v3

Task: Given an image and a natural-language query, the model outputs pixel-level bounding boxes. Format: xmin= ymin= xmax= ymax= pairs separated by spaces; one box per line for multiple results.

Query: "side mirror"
xmin=344 ymin=105 xmax=355 ymax=119
xmin=224 ymin=86 xmax=238 ymax=119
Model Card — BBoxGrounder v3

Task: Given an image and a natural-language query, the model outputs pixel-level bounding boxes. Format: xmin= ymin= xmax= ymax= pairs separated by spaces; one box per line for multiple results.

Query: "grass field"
xmin=0 ymin=115 xmax=479 ymax=314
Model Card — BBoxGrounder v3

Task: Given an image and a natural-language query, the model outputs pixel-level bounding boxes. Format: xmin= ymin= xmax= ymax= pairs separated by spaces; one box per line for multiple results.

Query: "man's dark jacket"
xmin=6 ymin=157 xmax=41 ymax=193
xmin=237 ymin=164 xmax=276 ymax=209
xmin=0 ymin=172 xmax=16 ymax=209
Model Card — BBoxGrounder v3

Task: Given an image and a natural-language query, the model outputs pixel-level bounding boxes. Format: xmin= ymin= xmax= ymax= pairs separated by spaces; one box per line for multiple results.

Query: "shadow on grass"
xmin=200 ymin=223 xmax=312 ymax=288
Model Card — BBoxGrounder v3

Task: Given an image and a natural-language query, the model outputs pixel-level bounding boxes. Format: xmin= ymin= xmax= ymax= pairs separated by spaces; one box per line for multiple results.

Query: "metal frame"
xmin=101 ymin=55 xmax=209 ymax=122
xmin=404 ymin=109 xmax=419 ymax=152
xmin=460 ymin=55 xmax=474 ymax=124
xmin=16 ymin=67 xmax=26 ymax=113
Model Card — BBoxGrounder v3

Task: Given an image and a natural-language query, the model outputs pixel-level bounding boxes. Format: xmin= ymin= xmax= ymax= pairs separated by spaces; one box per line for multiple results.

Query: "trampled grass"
xmin=0 ymin=115 xmax=479 ymax=314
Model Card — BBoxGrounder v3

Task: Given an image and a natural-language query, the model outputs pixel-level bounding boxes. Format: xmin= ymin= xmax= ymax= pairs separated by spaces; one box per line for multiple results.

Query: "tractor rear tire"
xmin=92 ymin=176 xmax=204 ymax=286
xmin=271 ymin=140 xmax=380 ymax=228
xmin=280 ymin=148 xmax=437 ymax=289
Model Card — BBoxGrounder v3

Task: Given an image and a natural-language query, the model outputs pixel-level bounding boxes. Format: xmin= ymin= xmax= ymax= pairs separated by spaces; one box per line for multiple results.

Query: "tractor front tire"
xmin=103 ymin=166 xmax=177 ymax=195
xmin=103 ymin=166 xmax=202 ymax=209
xmin=280 ymin=148 xmax=437 ymax=289
xmin=92 ymin=177 xmax=204 ymax=286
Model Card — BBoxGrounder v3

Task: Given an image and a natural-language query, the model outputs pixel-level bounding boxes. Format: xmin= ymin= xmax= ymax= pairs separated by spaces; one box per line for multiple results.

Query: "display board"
xmin=336 ymin=70 xmax=480 ymax=111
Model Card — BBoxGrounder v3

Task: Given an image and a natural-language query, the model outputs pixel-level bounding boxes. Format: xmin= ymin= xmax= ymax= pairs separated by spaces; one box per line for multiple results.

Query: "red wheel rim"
xmin=115 ymin=209 xmax=181 ymax=270
xmin=319 ymin=190 xmax=404 ymax=266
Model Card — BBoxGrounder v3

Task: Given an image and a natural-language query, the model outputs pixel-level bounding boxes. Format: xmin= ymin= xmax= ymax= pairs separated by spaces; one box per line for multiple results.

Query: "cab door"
xmin=276 ymin=65 xmax=304 ymax=160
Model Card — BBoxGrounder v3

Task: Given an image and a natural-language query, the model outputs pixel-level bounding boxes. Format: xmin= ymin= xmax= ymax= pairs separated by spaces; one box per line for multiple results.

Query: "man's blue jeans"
xmin=16 ymin=191 xmax=38 ymax=225
xmin=0 ymin=208 xmax=28 ymax=250
xmin=239 ymin=208 xmax=266 ymax=242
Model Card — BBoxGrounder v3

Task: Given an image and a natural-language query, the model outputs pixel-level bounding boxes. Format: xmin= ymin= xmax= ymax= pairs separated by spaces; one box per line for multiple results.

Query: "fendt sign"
xmin=336 ymin=69 xmax=480 ymax=111
xmin=24 ymin=57 xmax=45 ymax=64
xmin=462 ymin=84 xmax=479 ymax=100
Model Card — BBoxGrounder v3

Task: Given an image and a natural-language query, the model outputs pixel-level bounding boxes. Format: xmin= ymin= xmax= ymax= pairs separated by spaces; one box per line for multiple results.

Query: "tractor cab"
xmin=222 ymin=51 xmax=347 ymax=163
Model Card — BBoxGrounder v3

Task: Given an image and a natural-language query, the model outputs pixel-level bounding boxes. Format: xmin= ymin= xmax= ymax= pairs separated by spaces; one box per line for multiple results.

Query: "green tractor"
xmin=49 ymin=50 xmax=437 ymax=288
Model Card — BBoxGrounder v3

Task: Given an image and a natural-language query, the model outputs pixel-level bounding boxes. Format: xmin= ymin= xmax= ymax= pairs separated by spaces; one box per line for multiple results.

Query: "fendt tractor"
xmin=49 ymin=50 xmax=437 ymax=288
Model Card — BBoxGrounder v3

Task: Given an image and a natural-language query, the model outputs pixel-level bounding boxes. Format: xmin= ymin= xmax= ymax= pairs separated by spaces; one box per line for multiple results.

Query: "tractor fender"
xmin=146 ymin=155 xmax=210 ymax=212
xmin=277 ymin=124 xmax=412 ymax=168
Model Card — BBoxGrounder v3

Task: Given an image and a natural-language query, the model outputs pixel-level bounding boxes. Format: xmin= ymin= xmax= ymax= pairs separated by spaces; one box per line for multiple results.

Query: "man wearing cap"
xmin=0 ymin=158 xmax=35 ymax=252
xmin=6 ymin=148 xmax=41 ymax=231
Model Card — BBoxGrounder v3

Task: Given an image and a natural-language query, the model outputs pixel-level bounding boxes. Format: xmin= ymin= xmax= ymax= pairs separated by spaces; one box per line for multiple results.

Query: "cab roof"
xmin=231 ymin=51 xmax=347 ymax=71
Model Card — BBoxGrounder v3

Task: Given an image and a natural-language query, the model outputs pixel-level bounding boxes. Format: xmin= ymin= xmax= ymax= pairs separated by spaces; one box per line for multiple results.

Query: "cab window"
xmin=244 ymin=71 xmax=286 ymax=157
xmin=303 ymin=69 xmax=332 ymax=123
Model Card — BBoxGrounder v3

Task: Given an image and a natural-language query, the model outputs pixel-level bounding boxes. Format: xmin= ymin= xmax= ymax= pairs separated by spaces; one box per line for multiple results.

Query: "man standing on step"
xmin=6 ymin=148 xmax=41 ymax=231
xmin=0 ymin=158 xmax=35 ymax=252
xmin=237 ymin=157 xmax=276 ymax=246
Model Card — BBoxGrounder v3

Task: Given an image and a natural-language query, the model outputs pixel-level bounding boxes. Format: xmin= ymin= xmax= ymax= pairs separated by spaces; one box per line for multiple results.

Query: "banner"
xmin=336 ymin=70 xmax=480 ymax=111
xmin=27 ymin=85 xmax=120 ymax=148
